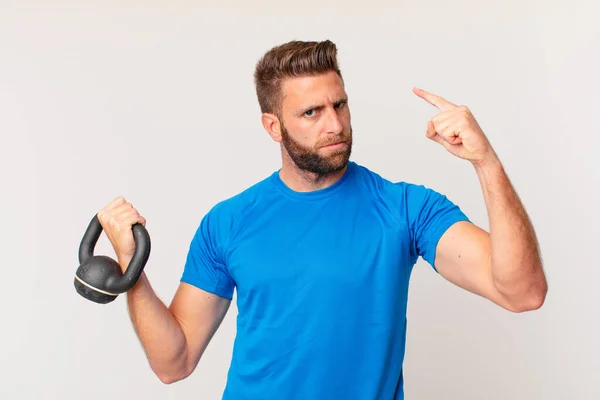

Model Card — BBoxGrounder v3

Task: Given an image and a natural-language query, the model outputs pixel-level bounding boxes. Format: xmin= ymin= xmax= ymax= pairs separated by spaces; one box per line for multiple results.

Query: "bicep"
xmin=169 ymin=282 xmax=231 ymax=373
xmin=434 ymin=221 xmax=510 ymax=309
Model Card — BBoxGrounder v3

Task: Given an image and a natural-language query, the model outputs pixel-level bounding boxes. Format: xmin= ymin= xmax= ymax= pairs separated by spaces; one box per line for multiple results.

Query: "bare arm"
xmin=97 ymin=196 xmax=230 ymax=384
xmin=435 ymin=155 xmax=547 ymax=312
xmin=412 ymin=88 xmax=547 ymax=312
xmin=123 ymin=266 xmax=230 ymax=384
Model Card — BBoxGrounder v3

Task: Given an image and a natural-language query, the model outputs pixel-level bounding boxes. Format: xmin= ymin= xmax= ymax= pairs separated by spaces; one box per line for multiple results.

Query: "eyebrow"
xmin=296 ymin=97 xmax=348 ymax=116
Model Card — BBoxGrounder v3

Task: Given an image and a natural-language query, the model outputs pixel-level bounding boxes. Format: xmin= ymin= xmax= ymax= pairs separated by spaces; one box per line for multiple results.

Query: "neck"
xmin=279 ymin=158 xmax=348 ymax=192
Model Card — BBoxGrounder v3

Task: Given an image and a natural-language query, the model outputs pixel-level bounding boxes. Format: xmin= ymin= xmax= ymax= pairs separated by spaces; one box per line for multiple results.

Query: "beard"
xmin=280 ymin=124 xmax=353 ymax=176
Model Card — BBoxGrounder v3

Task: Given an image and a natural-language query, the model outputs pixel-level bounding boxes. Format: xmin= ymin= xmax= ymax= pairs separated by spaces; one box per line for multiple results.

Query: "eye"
xmin=304 ymin=109 xmax=316 ymax=117
xmin=335 ymin=101 xmax=347 ymax=109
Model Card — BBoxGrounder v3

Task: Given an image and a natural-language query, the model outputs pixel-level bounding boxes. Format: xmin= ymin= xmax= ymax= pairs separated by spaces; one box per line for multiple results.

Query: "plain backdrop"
xmin=1 ymin=1 xmax=598 ymax=399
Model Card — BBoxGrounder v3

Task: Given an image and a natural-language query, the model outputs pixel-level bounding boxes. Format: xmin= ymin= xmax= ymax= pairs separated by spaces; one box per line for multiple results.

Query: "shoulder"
xmin=350 ymin=162 xmax=438 ymax=204
xmin=200 ymin=172 xmax=277 ymax=231
xmin=350 ymin=162 xmax=464 ymax=223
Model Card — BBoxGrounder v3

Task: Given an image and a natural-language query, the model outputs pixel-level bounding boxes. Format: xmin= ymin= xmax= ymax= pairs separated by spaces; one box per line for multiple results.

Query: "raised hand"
xmin=413 ymin=87 xmax=495 ymax=165
xmin=97 ymin=196 xmax=147 ymax=270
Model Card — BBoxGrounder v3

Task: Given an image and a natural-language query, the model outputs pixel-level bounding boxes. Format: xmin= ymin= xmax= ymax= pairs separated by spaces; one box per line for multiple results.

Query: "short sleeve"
xmin=406 ymin=184 xmax=470 ymax=271
xmin=180 ymin=205 xmax=235 ymax=299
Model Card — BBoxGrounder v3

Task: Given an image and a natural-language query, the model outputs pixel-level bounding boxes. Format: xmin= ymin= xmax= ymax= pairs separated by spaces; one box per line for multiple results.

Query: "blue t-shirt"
xmin=181 ymin=161 xmax=469 ymax=400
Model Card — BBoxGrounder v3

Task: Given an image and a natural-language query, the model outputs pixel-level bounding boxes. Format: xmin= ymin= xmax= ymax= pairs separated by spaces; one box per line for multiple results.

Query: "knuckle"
xmin=99 ymin=210 xmax=110 ymax=222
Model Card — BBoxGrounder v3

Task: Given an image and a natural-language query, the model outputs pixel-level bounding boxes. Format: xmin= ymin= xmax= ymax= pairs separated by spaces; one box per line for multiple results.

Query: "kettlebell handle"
xmin=78 ymin=214 xmax=151 ymax=293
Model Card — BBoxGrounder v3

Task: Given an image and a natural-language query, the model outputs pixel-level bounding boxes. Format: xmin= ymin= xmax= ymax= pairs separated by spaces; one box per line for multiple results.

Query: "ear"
xmin=261 ymin=113 xmax=282 ymax=143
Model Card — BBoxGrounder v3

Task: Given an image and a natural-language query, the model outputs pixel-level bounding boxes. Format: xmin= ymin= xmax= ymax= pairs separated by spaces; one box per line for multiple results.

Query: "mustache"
xmin=317 ymin=132 xmax=351 ymax=148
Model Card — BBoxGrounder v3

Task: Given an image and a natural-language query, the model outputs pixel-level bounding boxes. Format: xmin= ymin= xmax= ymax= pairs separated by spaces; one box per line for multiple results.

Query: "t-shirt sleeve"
xmin=180 ymin=205 xmax=235 ymax=299
xmin=405 ymin=183 xmax=471 ymax=271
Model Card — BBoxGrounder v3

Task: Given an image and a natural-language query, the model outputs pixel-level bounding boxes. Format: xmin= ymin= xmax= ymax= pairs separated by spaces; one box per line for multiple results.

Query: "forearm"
xmin=473 ymin=153 xmax=547 ymax=310
xmin=120 ymin=259 xmax=190 ymax=382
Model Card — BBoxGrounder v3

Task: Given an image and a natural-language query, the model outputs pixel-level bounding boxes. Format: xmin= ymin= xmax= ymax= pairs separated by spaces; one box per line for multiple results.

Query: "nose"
xmin=324 ymin=106 xmax=344 ymax=135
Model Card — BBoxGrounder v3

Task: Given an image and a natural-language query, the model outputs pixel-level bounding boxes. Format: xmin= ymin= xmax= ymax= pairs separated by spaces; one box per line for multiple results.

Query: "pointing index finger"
xmin=413 ymin=87 xmax=457 ymax=112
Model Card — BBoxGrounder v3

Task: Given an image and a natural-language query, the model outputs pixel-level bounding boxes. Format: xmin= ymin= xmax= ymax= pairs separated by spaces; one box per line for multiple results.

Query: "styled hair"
xmin=253 ymin=40 xmax=343 ymax=117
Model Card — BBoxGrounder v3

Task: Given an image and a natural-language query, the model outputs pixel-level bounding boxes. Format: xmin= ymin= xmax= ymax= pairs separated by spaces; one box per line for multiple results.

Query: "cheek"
xmin=340 ymin=110 xmax=352 ymax=129
xmin=290 ymin=124 xmax=317 ymax=145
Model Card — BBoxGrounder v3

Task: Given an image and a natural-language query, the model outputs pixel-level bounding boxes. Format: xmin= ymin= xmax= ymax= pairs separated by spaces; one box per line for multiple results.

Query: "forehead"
xmin=280 ymin=71 xmax=346 ymax=110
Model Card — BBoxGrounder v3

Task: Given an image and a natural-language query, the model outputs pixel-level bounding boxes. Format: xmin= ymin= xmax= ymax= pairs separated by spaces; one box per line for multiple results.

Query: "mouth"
xmin=321 ymin=140 xmax=347 ymax=149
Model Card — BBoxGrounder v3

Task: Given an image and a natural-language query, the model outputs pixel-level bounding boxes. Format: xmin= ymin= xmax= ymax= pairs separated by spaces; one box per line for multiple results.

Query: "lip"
xmin=322 ymin=141 xmax=346 ymax=149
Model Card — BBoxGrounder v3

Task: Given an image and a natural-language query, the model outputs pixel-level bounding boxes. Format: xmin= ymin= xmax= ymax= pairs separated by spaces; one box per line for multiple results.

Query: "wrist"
xmin=117 ymin=255 xmax=148 ymax=293
xmin=472 ymin=150 xmax=510 ymax=196
xmin=117 ymin=254 xmax=133 ymax=274
xmin=472 ymin=149 xmax=502 ymax=173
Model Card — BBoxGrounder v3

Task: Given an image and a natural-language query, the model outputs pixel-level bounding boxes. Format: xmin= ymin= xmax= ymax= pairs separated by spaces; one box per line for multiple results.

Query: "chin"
xmin=325 ymin=153 xmax=351 ymax=171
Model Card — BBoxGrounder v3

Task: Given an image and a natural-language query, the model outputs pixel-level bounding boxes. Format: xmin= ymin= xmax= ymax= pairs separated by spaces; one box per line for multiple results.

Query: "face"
xmin=274 ymin=71 xmax=353 ymax=176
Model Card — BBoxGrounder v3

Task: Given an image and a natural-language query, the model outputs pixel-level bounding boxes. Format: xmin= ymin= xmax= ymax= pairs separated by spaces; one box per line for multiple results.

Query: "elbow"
xmin=507 ymin=292 xmax=546 ymax=313
xmin=153 ymin=360 xmax=192 ymax=385
xmin=157 ymin=373 xmax=181 ymax=385
xmin=152 ymin=341 xmax=194 ymax=384
xmin=504 ymin=281 xmax=548 ymax=313
xmin=156 ymin=369 xmax=190 ymax=385
xmin=496 ymin=272 xmax=548 ymax=313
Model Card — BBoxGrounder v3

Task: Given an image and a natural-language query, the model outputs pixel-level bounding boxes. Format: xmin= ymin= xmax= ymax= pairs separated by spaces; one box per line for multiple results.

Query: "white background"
xmin=1 ymin=1 xmax=598 ymax=399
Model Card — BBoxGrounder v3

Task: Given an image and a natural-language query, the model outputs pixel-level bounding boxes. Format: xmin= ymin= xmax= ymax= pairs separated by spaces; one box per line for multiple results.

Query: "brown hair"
xmin=253 ymin=40 xmax=343 ymax=118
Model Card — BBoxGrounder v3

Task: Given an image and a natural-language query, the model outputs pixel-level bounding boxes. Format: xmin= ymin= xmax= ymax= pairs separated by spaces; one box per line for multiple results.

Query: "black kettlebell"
xmin=74 ymin=214 xmax=151 ymax=304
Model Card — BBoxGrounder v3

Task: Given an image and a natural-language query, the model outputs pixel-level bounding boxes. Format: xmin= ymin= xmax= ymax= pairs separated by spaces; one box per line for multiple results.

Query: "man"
xmin=97 ymin=40 xmax=547 ymax=399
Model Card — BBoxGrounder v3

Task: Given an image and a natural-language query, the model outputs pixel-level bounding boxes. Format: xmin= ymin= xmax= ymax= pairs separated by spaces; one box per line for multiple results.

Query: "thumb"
xmin=426 ymin=120 xmax=445 ymax=146
xmin=426 ymin=121 xmax=462 ymax=153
